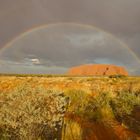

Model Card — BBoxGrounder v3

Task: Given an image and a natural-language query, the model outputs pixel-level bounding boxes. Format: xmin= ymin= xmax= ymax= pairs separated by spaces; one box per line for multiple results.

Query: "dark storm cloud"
xmin=0 ymin=0 xmax=140 ymax=74
xmin=0 ymin=24 xmax=140 ymax=74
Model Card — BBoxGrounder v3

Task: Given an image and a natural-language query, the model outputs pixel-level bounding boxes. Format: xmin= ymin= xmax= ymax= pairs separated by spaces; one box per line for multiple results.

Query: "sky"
xmin=0 ymin=0 xmax=140 ymax=75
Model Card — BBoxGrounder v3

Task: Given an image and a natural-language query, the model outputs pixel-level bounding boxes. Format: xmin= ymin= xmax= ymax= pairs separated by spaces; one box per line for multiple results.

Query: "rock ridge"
xmin=68 ymin=64 xmax=128 ymax=76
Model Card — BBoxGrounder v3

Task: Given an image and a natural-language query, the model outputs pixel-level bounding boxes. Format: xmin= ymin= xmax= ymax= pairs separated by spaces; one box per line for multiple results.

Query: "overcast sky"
xmin=0 ymin=0 xmax=140 ymax=74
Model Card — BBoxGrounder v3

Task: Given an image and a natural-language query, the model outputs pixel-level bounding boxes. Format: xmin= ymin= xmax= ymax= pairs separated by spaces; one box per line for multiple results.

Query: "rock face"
xmin=68 ymin=64 xmax=128 ymax=76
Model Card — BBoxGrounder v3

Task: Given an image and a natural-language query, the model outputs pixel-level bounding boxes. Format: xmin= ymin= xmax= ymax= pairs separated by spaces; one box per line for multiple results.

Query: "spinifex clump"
xmin=0 ymin=85 xmax=69 ymax=140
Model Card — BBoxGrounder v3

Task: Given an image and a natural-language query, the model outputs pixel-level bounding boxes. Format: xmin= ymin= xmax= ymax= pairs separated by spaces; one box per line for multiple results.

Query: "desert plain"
xmin=0 ymin=75 xmax=140 ymax=140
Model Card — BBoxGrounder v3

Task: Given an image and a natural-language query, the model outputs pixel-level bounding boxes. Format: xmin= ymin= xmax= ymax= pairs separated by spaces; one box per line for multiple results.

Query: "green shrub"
xmin=109 ymin=75 xmax=126 ymax=79
xmin=84 ymin=92 xmax=114 ymax=121
xmin=110 ymin=91 xmax=140 ymax=120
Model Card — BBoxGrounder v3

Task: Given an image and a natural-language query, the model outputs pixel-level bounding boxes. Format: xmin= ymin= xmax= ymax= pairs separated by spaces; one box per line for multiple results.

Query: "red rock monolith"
xmin=68 ymin=64 xmax=128 ymax=76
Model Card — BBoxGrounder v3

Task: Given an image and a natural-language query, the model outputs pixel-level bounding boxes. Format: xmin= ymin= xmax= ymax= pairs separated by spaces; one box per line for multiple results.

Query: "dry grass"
xmin=0 ymin=76 xmax=140 ymax=139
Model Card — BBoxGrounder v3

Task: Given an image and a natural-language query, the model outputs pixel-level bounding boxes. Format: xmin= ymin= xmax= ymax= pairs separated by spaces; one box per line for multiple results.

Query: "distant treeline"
xmin=0 ymin=73 xmax=68 ymax=77
xmin=0 ymin=73 xmax=137 ymax=78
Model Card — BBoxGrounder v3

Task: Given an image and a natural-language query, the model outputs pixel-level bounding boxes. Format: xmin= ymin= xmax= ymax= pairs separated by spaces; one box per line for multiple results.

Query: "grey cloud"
xmin=0 ymin=23 xmax=140 ymax=74
xmin=0 ymin=64 xmax=67 ymax=74
xmin=0 ymin=0 xmax=140 ymax=74
xmin=0 ymin=0 xmax=140 ymax=46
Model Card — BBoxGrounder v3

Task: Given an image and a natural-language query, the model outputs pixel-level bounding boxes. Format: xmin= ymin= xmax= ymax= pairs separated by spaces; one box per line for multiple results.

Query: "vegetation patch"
xmin=0 ymin=84 xmax=69 ymax=140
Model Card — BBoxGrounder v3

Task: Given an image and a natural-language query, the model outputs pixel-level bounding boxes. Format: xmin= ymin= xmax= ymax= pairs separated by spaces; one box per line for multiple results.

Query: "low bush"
xmin=109 ymin=75 xmax=127 ymax=79
xmin=0 ymin=84 xmax=69 ymax=140
xmin=110 ymin=90 xmax=140 ymax=121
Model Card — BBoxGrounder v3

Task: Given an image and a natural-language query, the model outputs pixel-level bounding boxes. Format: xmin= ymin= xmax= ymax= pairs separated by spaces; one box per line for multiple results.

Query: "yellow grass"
xmin=0 ymin=75 xmax=140 ymax=139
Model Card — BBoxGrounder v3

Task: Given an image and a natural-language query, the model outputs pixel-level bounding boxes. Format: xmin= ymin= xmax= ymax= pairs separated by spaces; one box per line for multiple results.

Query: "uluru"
xmin=68 ymin=64 xmax=128 ymax=76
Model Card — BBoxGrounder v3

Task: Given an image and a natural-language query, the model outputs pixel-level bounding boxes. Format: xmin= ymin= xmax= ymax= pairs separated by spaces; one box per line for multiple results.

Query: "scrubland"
xmin=0 ymin=75 xmax=140 ymax=140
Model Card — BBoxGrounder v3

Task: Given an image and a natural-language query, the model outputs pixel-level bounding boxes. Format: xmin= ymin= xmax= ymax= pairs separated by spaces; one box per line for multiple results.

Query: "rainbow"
xmin=1 ymin=22 xmax=140 ymax=64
